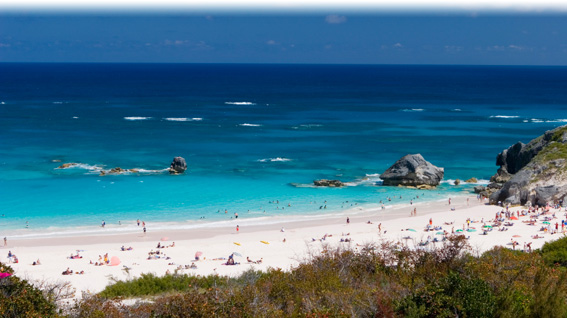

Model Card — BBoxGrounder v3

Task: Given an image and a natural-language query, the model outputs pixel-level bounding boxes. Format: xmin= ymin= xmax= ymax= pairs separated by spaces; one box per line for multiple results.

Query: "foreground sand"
xmin=3 ymin=195 xmax=566 ymax=300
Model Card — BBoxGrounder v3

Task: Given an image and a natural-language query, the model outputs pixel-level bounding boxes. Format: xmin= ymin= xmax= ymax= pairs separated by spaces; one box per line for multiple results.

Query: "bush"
xmin=0 ymin=262 xmax=58 ymax=318
xmin=540 ymin=236 xmax=567 ymax=267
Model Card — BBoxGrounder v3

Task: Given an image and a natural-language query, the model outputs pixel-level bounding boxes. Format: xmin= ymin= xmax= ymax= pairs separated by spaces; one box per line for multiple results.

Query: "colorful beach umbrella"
xmin=510 ymin=216 xmax=519 ymax=220
xmin=456 ymin=229 xmax=463 ymax=232
xmin=467 ymin=229 xmax=477 ymax=232
xmin=543 ymin=221 xmax=551 ymax=225
xmin=195 ymin=251 xmax=203 ymax=258
xmin=406 ymin=229 xmax=417 ymax=232
xmin=109 ymin=256 xmax=121 ymax=266
xmin=232 ymin=252 xmax=243 ymax=257
xmin=0 ymin=273 xmax=12 ymax=279
xmin=436 ymin=232 xmax=445 ymax=235
xmin=483 ymin=225 xmax=492 ymax=228
xmin=512 ymin=235 xmax=521 ymax=238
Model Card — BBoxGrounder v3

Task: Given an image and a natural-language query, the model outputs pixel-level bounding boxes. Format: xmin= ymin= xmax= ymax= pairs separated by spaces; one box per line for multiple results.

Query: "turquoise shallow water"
xmin=1 ymin=63 xmax=566 ymax=237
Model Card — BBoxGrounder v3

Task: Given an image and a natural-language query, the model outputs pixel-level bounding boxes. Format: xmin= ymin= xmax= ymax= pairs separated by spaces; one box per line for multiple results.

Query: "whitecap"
xmin=452 ymin=108 xmax=462 ymax=112
xmin=545 ymin=119 xmax=567 ymax=123
xmin=53 ymin=101 xmax=63 ymax=104
xmin=257 ymin=157 xmax=292 ymax=162
xmin=225 ymin=102 xmax=256 ymax=105
xmin=72 ymin=116 xmax=79 ymax=119
xmin=164 ymin=117 xmax=203 ymax=122
xmin=531 ymin=118 xmax=544 ymax=123
xmin=345 ymin=174 xmax=383 ymax=187
xmin=239 ymin=123 xmax=262 ymax=127
xmin=57 ymin=163 xmax=103 ymax=171
xmin=401 ymin=108 xmax=424 ymax=112
xmin=1 ymin=101 xmax=5 ymax=105
xmin=124 ymin=117 xmax=152 ymax=121
xmin=489 ymin=115 xmax=519 ymax=119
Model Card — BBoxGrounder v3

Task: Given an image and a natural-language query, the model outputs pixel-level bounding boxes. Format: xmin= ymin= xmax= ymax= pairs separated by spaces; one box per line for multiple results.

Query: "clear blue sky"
xmin=1 ymin=11 xmax=566 ymax=65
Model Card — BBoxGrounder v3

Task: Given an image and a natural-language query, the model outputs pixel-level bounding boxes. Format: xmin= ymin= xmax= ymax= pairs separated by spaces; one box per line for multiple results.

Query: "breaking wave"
xmin=163 ymin=118 xmax=203 ymax=122
xmin=124 ymin=117 xmax=152 ymax=121
xmin=257 ymin=157 xmax=292 ymax=162
xmin=225 ymin=102 xmax=256 ymax=105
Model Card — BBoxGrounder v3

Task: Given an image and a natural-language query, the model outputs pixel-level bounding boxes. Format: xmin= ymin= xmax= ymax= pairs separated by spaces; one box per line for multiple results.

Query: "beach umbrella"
xmin=435 ymin=232 xmax=445 ymax=235
xmin=510 ymin=216 xmax=519 ymax=220
xmin=512 ymin=235 xmax=521 ymax=238
xmin=161 ymin=237 xmax=169 ymax=241
xmin=483 ymin=225 xmax=492 ymax=228
xmin=456 ymin=229 xmax=463 ymax=232
xmin=0 ymin=273 xmax=12 ymax=279
xmin=543 ymin=221 xmax=551 ymax=225
xmin=195 ymin=251 xmax=203 ymax=258
xmin=109 ymin=256 xmax=121 ymax=266
xmin=406 ymin=229 xmax=417 ymax=232
xmin=232 ymin=252 xmax=243 ymax=257
xmin=467 ymin=229 xmax=477 ymax=232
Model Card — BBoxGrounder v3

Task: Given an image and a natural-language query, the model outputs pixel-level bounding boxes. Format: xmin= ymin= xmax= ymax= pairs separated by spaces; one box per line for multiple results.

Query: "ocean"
xmin=1 ymin=63 xmax=566 ymax=238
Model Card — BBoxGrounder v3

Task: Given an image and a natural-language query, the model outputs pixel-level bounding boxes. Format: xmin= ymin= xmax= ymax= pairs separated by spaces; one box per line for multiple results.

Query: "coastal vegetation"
xmin=5 ymin=236 xmax=567 ymax=317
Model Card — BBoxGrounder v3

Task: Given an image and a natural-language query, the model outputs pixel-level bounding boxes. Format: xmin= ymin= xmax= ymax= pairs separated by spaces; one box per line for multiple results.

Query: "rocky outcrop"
xmin=57 ymin=163 xmax=79 ymax=169
xmin=380 ymin=154 xmax=444 ymax=187
xmin=489 ymin=125 xmax=567 ymax=206
xmin=169 ymin=157 xmax=187 ymax=174
xmin=466 ymin=177 xmax=478 ymax=183
xmin=313 ymin=179 xmax=345 ymax=187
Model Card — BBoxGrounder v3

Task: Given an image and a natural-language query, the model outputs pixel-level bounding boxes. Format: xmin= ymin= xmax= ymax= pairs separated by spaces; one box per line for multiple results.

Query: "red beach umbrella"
xmin=195 ymin=251 xmax=203 ymax=258
xmin=110 ymin=256 xmax=121 ymax=266
xmin=512 ymin=235 xmax=521 ymax=238
xmin=510 ymin=216 xmax=518 ymax=220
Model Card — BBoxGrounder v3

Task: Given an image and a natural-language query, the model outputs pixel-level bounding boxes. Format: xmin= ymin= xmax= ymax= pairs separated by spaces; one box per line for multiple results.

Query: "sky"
xmin=1 ymin=3 xmax=567 ymax=65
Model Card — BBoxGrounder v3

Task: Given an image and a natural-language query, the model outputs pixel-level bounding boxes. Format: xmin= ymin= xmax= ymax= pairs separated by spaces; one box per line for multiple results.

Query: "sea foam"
xmin=257 ymin=157 xmax=292 ymax=162
xmin=124 ymin=117 xmax=152 ymax=121
xmin=225 ymin=102 xmax=256 ymax=105
xmin=489 ymin=115 xmax=519 ymax=119
xmin=163 ymin=117 xmax=203 ymax=122
xmin=401 ymin=108 xmax=425 ymax=112
xmin=239 ymin=123 xmax=262 ymax=127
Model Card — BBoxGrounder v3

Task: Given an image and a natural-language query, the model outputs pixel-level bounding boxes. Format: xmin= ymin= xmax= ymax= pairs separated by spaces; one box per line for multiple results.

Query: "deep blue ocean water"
xmin=1 ymin=63 xmax=567 ymax=238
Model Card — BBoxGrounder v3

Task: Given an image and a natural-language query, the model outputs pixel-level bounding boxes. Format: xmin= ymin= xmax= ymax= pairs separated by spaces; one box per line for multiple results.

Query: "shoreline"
xmin=4 ymin=192 xmax=467 ymax=244
xmin=5 ymin=193 xmax=564 ymax=300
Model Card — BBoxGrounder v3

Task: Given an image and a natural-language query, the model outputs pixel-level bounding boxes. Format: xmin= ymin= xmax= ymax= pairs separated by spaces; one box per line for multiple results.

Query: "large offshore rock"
xmin=169 ymin=156 xmax=187 ymax=174
xmin=489 ymin=125 xmax=567 ymax=206
xmin=380 ymin=154 xmax=444 ymax=187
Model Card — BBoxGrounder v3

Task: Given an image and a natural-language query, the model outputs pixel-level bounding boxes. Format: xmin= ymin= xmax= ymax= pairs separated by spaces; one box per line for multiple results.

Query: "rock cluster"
xmin=487 ymin=125 xmax=567 ymax=206
xmin=380 ymin=154 xmax=444 ymax=187
xmin=313 ymin=179 xmax=345 ymax=187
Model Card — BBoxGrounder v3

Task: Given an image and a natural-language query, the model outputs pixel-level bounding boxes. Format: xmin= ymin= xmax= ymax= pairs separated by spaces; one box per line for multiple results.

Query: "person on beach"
xmin=101 ymin=220 xmax=105 ymax=228
xmin=137 ymin=219 xmax=140 ymax=226
xmin=143 ymin=227 xmax=147 ymax=234
xmin=3 ymin=237 xmax=6 ymax=246
xmin=235 ymin=212 xmax=238 ymax=219
xmin=346 ymin=217 xmax=350 ymax=225
xmin=236 ymin=225 xmax=239 ymax=233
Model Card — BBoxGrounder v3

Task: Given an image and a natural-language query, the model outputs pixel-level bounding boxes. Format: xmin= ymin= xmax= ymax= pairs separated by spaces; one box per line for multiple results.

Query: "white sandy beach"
xmin=3 ymin=195 xmax=566 ymax=301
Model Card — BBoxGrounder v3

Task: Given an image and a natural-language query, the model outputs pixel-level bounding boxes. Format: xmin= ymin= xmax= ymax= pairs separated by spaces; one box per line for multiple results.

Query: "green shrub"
xmin=0 ymin=262 xmax=58 ymax=318
xmin=540 ymin=236 xmax=567 ymax=267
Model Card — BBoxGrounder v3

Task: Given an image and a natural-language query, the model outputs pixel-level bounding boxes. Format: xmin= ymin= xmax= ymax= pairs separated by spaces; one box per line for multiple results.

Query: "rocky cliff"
xmin=488 ymin=125 xmax=567 ymax=206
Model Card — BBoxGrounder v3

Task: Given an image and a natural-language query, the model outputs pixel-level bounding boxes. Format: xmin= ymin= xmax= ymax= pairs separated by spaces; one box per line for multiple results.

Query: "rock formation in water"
xmin=488 ymin=125 xmax=567 ymax=206
xmin=313 ymin=179 xmax=346 ymax=187
xmin=169 ymin=156 xmax=187 ymax=174
xmin=380 ymin=154 xmax=444 ymax=187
